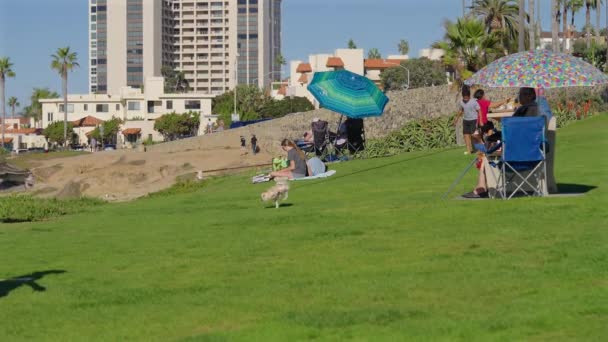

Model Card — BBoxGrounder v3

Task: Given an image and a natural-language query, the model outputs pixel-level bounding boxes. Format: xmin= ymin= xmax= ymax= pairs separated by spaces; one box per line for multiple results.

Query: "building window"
xmin=127 ymin=101 xmax=140 ymax=110
xmin=47 ymin=112 xmax=53 ymax=122
xmin=59 ymin=104 xmax=74 ymax=113
xmin=116 ymin=104 xmax=120 ymax=110
xmin=96 ymin=104 xmax=109 ymax=113
xmin=185 ymin=100 xmax=201 ymax=110
xmin=84 ymin=104 xmax=88 ymax=111
xmin=166 ymin=100 xmax=173 ymax=110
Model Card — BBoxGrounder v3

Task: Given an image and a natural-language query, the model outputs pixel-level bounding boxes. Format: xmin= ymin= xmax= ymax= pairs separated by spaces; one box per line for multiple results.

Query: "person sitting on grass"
xmin=269 ymin=139 xmax=308 ymax=180
xmin=464 ymin=122 xmax=503 ymax=199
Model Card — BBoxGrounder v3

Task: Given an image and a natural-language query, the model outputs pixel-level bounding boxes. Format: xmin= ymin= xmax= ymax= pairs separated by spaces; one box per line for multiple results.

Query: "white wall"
xmin=143 ymin=0 xmax=162 ymax=80
xmin=335 ymin=49 xmax=364 ymax=75
xmin=107 ymin=0 xmax=127 ymax=95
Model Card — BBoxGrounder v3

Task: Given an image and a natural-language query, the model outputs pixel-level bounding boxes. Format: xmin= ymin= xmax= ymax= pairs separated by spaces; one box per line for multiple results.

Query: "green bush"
xmin=0 ymin=196 xmax=103 ymax=223
xmin=87 ymin=117 xmax=123 ymax=143
xmin=43 ymin=121 xmax=77 ymax=146
xmin=146 ymin=178 xmax=206 ymax=198
xmin=381 ymin=58 xmax=448 ymax=90
xmin=357 ymin=115 xmax=456 ymax=159
xmin=154 ymin=111 xmax=200 ymax=141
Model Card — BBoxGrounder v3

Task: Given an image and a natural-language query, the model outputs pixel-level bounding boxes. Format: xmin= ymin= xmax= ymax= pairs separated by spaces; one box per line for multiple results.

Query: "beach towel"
xmin=293 ymin=170 xmax=337 ymax=181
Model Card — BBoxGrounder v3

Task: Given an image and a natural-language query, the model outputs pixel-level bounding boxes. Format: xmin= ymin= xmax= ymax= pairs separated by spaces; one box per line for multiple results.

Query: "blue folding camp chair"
xmin=493 ymin=116 xmax=547 ymax=199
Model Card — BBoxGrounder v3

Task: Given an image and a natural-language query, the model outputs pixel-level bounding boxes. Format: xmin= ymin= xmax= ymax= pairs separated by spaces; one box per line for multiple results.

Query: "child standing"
xmin=454 ymin=85 xmax=481 ymax=155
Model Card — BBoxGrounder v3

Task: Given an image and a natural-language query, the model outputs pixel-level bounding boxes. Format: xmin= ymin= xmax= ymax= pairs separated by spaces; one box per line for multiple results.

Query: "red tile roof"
xmin=326 ymin=57 xmax=344 ymax=68
xmin=296 ymin=63 xmax=312 ymax=73
xmin=122 ymin=128 xmax=141 ymax=135
xmin=72 ymin=115 xmax=104 ymax=127
xmin=298 ymin=73 xmax=309 ymax=84
xmin=5 ymin=128 xmax=40 ymax=135
xmin=364 ymin=59 xmax=405 ymax=69
xmin=1 ymin=137 xmax=14 ymax=143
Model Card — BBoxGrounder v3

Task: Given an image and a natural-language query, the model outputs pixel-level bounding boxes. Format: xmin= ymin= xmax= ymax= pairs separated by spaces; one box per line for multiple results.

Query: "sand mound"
xmin=30 ymin=146 xmax=272 ymax=201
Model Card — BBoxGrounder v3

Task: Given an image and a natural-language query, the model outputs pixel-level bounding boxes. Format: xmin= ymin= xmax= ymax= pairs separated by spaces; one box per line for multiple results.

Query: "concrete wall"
xmin=146 ymin=84 xmax=608 ymax=154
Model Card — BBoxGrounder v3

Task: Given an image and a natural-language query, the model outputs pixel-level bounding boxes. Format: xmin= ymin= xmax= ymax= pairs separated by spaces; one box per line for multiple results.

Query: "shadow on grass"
xmin=297 ymin=148 xmax=454 ymax=189
xmin=557 ymin=183 xmax=597 ymax=194
xmin=263 ymin=203 xmax=293 ymax=209
xmin=0 ymin=270 xmax=66 ymax=299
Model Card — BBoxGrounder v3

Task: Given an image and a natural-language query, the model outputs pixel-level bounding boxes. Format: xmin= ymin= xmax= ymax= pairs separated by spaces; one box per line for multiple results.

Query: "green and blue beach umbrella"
xmin=307 ymin=70 xmax=389 ymax=118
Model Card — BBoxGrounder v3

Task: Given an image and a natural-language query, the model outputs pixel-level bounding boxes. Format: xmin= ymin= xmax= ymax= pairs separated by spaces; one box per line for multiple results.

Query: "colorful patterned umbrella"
xmin=465 ymin=50 xmax=608 ymax=88
xmin=307 ymin=70 xmax=389 ymax=118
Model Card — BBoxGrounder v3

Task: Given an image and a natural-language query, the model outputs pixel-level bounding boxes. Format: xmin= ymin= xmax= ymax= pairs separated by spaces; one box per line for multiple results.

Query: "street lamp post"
xmin=384 ymin=60 xmax=410 ymax=90
xmin=252 ymin=71 xmax=282 ymax=89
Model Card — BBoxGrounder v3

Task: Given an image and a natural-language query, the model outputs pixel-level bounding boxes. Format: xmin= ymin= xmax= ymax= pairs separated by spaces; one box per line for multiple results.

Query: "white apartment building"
xmin=89 ymin=0 xmax=282 ymax=95
xmin=40 ymin=77 xmax=215 ymax=145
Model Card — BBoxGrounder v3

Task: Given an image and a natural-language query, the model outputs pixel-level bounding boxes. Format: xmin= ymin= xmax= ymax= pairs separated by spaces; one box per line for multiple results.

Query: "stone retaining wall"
xmin=147 ymin=84 xmax=607 ymax=154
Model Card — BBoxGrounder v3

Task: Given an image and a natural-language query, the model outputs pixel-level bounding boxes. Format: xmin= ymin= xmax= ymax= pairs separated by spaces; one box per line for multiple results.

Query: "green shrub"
xmin=357 ymin=115 xmax=456 ymax=159
xmin=146 ymin=178 xmax=206 ymax=198
xmin=0 ymin=196 xmax=103 ymax=223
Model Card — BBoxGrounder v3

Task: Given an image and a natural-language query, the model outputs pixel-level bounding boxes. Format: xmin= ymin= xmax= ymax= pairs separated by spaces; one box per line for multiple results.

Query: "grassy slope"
xmin=1 ymin=116 xmax=607 ymax=341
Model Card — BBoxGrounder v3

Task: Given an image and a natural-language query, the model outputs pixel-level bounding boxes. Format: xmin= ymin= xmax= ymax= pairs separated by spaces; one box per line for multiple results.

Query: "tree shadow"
xmin=0 ymin=270 xmax=66 ymax=299
xmin=557 ymin=183 xmax=597 ymax=194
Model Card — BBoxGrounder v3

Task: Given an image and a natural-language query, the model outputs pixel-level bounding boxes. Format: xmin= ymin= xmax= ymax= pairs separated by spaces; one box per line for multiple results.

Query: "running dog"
xmin=261 ymin=177 xmax=289 ymax=208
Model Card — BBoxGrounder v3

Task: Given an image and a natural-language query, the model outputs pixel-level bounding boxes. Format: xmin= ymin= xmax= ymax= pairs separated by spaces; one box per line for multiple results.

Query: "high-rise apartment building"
xmin=89 ymin=0 xmax=282 ymax=95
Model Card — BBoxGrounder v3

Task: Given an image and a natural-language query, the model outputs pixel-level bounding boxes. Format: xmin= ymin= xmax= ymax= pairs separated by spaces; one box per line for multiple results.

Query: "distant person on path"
xmin=454 ymin=85 xmax=481 ymax=155
xmin=207 ymin=119 xmax=213 ymax=134
xmin=473 ymin=89 xmax=510 ymax=126
xmin=269 ymin=139 xmax=307 ymax=180
xmin=513 ymin=87 xmax=539 ymax=117
xmin=240 ymin=136 xmax=246 ymax=154
xmin=251 ymin=134 xmax=258 ymax=155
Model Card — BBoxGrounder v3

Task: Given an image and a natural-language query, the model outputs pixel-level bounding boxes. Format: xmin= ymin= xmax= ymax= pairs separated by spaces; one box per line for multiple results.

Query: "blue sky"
xmin=0 ymin=0 xmax=602 ymax=112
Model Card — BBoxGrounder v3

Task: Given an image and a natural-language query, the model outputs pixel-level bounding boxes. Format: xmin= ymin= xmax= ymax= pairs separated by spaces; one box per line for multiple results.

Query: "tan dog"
xmin=261 ymin=177 xmax=289 ymax=208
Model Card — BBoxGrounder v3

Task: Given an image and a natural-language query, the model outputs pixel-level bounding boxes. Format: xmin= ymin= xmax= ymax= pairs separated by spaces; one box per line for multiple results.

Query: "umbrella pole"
xmin=334 ymin=115 xmax=344 ymax=156
xmin=443 ymin=157 xmax=478 ymax=200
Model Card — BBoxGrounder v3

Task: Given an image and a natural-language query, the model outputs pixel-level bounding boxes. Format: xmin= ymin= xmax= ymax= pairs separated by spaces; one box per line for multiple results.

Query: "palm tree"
xmin=435 ymin=17 xmax=501 ymax=82
xmin=0 ymin=57 xmax=16 ymax=149
xmin=518 ymin=0 xmax=526 ymax=51
xmin=50 ymin=47 xmax=79 ymax=145
xmin=25 ymin=88 xmax=60 ymax=126
xmin=553 ymin=0 xmax=561 ymax=51
xmin=469 ymin=0 xmax=520 ymax=53
xmin=275 ymin=54 xmax=286 ymax=68
xmin=584 ymin=0 xmax=602 ymax=48
xmin=8 ymin=97 xmax=19 ymax=119
xmin=529 ymin=0 xmax=535 ymax=50
xmin=367 ymin=48 xmax=382 ymax=59
xmin=398 ymin=39 xmax=410 ymax=55
xmin=593 ymin=0 xmax=603 ymax=43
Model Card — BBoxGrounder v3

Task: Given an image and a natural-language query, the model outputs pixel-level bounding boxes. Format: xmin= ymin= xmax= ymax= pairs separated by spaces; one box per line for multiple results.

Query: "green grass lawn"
xmin=1 ymin=115 xmax=607 ymax=341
